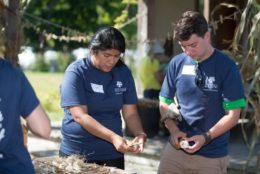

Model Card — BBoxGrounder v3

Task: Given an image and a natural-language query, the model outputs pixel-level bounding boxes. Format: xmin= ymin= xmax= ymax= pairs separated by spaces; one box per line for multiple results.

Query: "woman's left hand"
xmin=127 ymin=133 xmax=147 ymax=154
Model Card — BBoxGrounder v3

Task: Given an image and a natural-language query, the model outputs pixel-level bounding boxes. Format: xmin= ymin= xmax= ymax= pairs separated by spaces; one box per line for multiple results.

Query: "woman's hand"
xmin=111 ymin=134 xmax=130 ymax=153
xmin=127 ymin=133 xmax=147 ymax=154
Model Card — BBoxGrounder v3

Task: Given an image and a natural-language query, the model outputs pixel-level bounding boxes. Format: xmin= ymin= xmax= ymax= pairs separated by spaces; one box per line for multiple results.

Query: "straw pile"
xmin=33 ymin=155 xmax=129 ymax=174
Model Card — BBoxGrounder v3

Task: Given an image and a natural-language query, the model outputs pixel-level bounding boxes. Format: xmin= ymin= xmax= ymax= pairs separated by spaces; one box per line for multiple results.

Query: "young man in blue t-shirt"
xmin=158 ymin=11 xmax=246 ymax=174
xmin=0 ymin=58 xmax=51 ymax=174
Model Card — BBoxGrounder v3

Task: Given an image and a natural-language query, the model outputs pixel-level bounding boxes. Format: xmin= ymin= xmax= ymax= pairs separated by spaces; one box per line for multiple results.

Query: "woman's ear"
xmin=90 ymin=50 xmax=98 ymax=55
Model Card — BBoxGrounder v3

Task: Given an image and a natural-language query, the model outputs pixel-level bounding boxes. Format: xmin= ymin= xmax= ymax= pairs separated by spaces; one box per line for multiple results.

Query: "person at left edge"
xmin=0 ymin=58 xmax=51 ymax=174
xmin=59 ymin=26 xmax=147 ymax=170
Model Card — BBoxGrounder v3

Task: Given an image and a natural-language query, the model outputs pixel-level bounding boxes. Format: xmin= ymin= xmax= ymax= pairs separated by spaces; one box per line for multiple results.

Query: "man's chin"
xmin=102 ymin=67 xmax=113 ymax=72
xmin=192 ymin=57 xmax=202 ymax=62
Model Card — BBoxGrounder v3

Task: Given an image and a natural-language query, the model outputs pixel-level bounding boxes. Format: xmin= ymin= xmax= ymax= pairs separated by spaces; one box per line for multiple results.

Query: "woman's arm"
xmin=69 ymin=105 xmax=129 ymax=153
xmin=122 ymin=104 xmax=145 ymax=136
xmin=122 ymin=104 xmax=147 ymax=152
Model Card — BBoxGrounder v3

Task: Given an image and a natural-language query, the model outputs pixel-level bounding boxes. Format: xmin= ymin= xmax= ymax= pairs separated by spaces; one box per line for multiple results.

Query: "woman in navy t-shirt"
xmin=59 ymin=27 xmax=147 ymax=169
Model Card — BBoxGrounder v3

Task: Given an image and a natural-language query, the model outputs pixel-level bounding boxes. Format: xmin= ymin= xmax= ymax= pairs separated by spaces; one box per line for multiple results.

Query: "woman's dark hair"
xmin=89 ymin=27 xmax=126 ymax=66
xmin=89 ymin=27 xmax=126 ymax=54
xmin=173 ymin=11 xmax=208 ymax=41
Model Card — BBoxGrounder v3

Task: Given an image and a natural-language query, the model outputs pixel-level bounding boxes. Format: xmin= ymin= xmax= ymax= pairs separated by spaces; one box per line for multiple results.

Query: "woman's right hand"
xmin=111 ymin=134 xmax=130 ymax=153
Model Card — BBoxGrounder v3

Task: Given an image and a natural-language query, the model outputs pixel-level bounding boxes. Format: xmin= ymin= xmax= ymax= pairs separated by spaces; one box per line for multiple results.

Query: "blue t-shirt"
xmin=0 ymin=59 xmax=39 ymax=174
xmin=160 ymin=49 xmax=245 ymax=158
xmin=60 ymin=57 xmax=137 ymax=160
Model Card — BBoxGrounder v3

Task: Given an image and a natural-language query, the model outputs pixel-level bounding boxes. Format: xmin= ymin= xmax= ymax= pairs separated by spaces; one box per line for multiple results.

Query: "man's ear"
xmin=204 ymin=31 xmax=211 ymax=43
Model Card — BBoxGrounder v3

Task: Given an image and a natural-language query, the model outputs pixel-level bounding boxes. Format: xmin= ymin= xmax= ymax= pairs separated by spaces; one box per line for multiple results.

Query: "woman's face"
xmin=91 ymin=49 xmax=121 ymax=72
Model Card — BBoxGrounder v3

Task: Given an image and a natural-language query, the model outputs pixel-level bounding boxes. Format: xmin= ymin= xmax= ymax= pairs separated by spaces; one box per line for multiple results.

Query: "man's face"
xmin=178 ymin=32 xmax=210 ymax=62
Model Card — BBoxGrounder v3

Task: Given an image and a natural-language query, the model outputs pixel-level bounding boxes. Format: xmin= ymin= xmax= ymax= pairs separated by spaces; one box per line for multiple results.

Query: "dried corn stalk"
xmin=210 ymin=0 xmax=260 ymax=170
xmin=231 ymin=0 xmax=260 ymax=133
xmin=211 ymin=0 xmax=260 ymax=133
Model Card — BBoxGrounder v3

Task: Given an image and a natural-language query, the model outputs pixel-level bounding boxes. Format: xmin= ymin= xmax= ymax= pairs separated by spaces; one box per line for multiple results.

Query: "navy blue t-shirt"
xmin=160 ymin=49 xmax=245 ymax=157
xmin=60 ymin=57 xmax=137 ymax=160
xmin=0 ymin=59 xmax=39 ymax=174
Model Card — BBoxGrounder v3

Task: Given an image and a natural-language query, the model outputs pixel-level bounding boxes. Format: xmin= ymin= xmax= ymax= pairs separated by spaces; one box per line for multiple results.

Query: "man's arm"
xmin=25 ymin=104 xmax=51 ymax=139
xmin=208 ymin=108 xmax=241 ymax=140
xmin=159 ymin=101 xmax=185 ymax=147
xmin=185 ymin=108 xmax=241 ymax=153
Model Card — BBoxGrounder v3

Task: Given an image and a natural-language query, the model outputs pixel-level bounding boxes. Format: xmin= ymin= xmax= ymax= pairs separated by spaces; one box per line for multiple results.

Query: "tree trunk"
xmin=1 ymin=0 xmax=21 ymax=66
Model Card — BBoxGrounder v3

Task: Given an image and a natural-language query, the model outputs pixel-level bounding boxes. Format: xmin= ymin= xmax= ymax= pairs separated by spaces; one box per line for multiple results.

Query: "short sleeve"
xmin=222 ymin=63 xmax=246 ymax=110
xmin=159 ymin=60 xmax=176 ymax=102
xmin=60 ymin=70 xmax=86 ymax=108
xmin=123 ymin=70 xmax=138 ymax=104
xmin=20 ymin=72 xmax=39 ymax=118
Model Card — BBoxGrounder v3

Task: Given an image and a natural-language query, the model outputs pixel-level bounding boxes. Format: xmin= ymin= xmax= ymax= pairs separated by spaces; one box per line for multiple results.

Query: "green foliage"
xmin=25 ymin=72 xmax=64 ymax=122
xmin=32 ymin=53 xmax=49 ymax=72
xmin=56 ymin=52 xmax=74 ymax=72
xmin=114 ymin=10 xmax=129 ymax=28
xmin=30 ymin=51 xmax=74 ymax=73
xmin=122 ymin=0 xmax=138 ymax=4
xmin=22 ymin=0 xmax=137 ymax=51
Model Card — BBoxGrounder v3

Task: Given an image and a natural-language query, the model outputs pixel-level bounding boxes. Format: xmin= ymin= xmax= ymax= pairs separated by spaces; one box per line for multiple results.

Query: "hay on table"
xmin=33 ymin=155 xmax=133 ymax=174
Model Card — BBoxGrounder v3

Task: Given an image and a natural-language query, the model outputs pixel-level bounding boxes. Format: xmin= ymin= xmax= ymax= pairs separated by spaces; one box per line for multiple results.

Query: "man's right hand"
xmin=169 ymin=127 xmax=186 ymax=149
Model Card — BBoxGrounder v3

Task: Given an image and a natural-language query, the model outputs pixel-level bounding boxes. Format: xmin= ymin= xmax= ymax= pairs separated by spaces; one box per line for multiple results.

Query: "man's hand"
xmin=181 ymin=134 xmax=205 ymax=153
xmin=169 ymin=128 xmax=186 ymax=149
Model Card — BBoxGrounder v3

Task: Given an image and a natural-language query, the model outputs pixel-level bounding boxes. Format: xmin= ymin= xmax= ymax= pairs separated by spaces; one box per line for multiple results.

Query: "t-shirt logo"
xmin=90 ymin=83 xmax=104 ymax=93
xmin=115 ymin=81 xmax=126 ymax=94
xmin=116 ymin=81 xmax=123 ymax=88
xmin=204 ymin=76 xmax=218 ymax=91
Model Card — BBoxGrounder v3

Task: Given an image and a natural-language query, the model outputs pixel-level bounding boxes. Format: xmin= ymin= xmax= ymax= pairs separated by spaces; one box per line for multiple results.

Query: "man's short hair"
xmin=173 ymin=11 xmax=208 ymax=41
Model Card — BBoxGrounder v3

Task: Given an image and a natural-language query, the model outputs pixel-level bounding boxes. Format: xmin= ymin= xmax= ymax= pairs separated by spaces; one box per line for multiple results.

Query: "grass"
xmin=25 ymin=72 xmax=64 ymax=122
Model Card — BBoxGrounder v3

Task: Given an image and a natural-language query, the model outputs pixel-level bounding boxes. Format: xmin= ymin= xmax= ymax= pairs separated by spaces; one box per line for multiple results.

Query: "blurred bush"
xmin=26 ymin=72 xmax=64 ymax=122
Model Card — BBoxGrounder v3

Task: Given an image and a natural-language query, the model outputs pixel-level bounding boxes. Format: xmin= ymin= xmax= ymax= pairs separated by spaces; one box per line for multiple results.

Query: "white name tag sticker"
xmin=182 ymin=65 xmax=196 ymax=75
xmin=91 ymin=83 xmax=104 ymax=93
